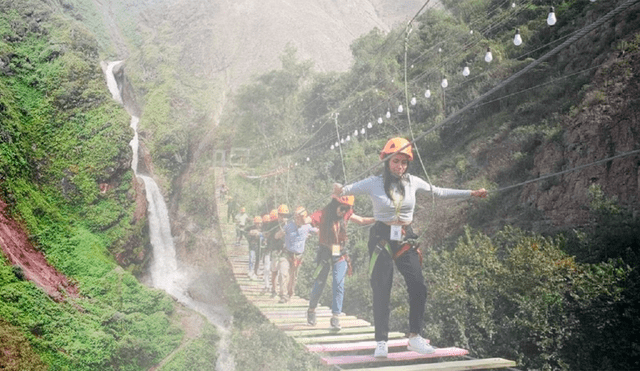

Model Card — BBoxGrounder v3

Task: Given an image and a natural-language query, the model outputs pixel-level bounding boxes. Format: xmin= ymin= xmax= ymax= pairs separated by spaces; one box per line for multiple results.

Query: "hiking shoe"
xmin=330 ymin=316 xmax=341 ymax=330
xmin=374 ymin=341 xmax=388 ymax=358
xmin=307 ymin=310 xmax=316 ymax=326
xmin=407 ymin=335 xmax=435 ymax=354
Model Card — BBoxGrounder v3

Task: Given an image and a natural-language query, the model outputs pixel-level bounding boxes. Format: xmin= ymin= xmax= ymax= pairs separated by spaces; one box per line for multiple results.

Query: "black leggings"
xmin=368 ymin=222 xmax=426 ymax=342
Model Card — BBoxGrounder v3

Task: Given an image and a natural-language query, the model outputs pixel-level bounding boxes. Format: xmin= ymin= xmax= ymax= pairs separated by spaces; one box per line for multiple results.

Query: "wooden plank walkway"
xmin=216 ymin=168 xmax=517 ymax=370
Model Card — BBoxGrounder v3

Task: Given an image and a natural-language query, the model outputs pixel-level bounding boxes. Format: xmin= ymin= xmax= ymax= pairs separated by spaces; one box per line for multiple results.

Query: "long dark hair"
xmin=320 ymin=198 xmax=347 ymax=245
xmin=383 ymin=159 xmax=407 ymax=201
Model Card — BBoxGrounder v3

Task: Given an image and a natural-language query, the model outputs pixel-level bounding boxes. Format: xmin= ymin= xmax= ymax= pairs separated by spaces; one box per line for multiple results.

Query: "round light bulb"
xmin=306 ymin=157 xmax=310 ymax=162
xmin=462 ymin=66 xmax=470 ymax=76
xmin=511 ymin=2 xmax=516 ymax=8
xmin=346 ymin=135 xmax=351 ymax=141
xmin=514 ymin=29 xmax=523 ymax=46
xmin=484 ymin=48 xmax=493 ymax=63
xmin=425 ymin=89 xmax=431 ymax=98
xmin=378 ymin=117 xmax=383 ymax=124
xmin=438 ymin=47 xmax=442 ymax=53
xmin=340 ymin=138 xmax=344 ymax=144
xmin=386 ymin=110 xmax=391 ymax=118
xmin=367 ymin=122 xmax=372 ymax=129
xmin=441 ymin=78 xmax=448 ymax=88
xmin=547 ymin=7 xmax=556 ymax=26
xmin=354 ymin=130 xmax=358 ymax=136
xmin=411 ymin=97 xmax=417 ymax=105
xmin=361 ymin=128 xmax=366 ymax=134
xmin=331 ymin=144 xmax=334 ymax=150
xmin=398 ymin=105 xmax=403 ymax=113
xmin=470 ymin=30 xmax=474 ymax=35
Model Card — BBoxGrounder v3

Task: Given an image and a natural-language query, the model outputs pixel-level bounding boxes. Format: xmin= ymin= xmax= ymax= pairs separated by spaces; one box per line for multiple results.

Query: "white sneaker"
xmin=407 ymin=335 xmax=435 ymax=354
xmin=374 ymin=341 xmax=388 ymax=358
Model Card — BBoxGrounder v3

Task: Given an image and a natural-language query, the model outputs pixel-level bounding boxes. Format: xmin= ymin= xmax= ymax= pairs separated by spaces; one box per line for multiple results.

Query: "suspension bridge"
xmin=215 ymin=168 xmax=516 ymax=371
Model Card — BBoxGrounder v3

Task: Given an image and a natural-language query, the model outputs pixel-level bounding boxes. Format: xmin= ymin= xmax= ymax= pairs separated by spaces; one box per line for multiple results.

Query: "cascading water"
xmin=106 ymin=61 xmax=183 ymax=297
xmin=104 ymin=61 xmax=234 ymax=370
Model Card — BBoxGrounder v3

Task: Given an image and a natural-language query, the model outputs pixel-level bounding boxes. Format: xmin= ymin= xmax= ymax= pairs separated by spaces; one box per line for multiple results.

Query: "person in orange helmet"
xmin=306 ymin=195 xmax=375 ymax=330
xmin=333 ymin=137 xmax=487 ymax=357
xmin=259 ymin=211 xmax=279 ymax=293
xmin=269 ymin=205 xmax=290 ymax=298
xmin=274 ymin=206 xmax=318 ymax=303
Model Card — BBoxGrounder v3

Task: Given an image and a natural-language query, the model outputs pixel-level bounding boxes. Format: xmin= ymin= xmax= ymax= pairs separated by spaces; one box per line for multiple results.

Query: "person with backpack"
xmin=332 ymin=137 xmax=487 ymax=358
xmin=306 ymin=195 xmax=375 ymax=330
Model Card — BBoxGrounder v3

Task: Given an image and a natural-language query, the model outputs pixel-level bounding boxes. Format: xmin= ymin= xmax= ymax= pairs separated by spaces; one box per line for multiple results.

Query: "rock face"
xmin=521 ymin=46 xmax=640 ymax=227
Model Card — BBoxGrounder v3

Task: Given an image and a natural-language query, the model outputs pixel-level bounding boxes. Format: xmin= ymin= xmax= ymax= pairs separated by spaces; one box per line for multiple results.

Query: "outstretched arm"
xmin=349 ymin=213 xmax=375 ymax=225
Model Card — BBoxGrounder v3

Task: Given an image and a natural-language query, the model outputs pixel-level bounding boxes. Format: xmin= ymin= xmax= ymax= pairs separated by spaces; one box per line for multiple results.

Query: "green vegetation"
xmin=0 ymin=1 xmax=200 ymax=369
xmin=219 ymin=1 xmax=640 ymax=370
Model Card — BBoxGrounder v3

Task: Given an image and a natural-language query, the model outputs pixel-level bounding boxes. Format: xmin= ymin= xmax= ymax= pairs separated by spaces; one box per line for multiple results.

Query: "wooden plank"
xmin=268 ymin=315 xmax=359 ymax=324
xmin=322 ymin=347 xmax=469 ymax=366
xmin=278 ymin=319 xmax=371 ymax=331
xmin=346 ymin=357 xmax=516 ymax=371
xmin=305 ymin=338 xmax=410 ymax=353
xmin=296 ymin=331 xmax=406 ymax=344
xmin=286 ymin=326 xmax=375 ymax=337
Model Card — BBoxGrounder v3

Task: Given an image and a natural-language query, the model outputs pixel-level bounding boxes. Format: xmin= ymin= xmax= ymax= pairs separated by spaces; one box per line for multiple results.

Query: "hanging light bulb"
xmin=398 ymin=104 xmax=403 ymax=113
xmin=378 ymin=117 xmax=383 ymax=124
xmin=469 ymin=30 xmax=474 ymax=35
xmin=512 ymin=2 xmax=516 ymax=8
xmin=346 ymin=135 xmax=351 ymax=142
xmin=367 ymin=122 xmax=372 ymax=128
xmin=386 ymin=110 xmax=391 ymax=118
xmin=331 ymin=144 xmax=335 ymax=150
xmin=306 ymin=157 xmax=310 ymax=162
xmin=425 ymin=89 xmax=431 ymax=98
xmin=411 ymin=97 xmax=417 ymax=105
xmin=547 ymin=6 xmax=556 ymax=26
xmin=484 ymin=47 xmax=493 ymax=63
xmin=462 ymin=65 xmax=470 ymax=77
xmin=295 ymin=162 xmax=298 ymax=166
xmin=361 ymin=128 xmax=366 ymax=134
xmin=354 ymin=129 xmax=358 ymax=136
xmin=513 ymin=29 xmax=523 ymax=46
xmin=335 ymin=141 xmax=339 ymax=147
xmin=441 ymin=78 xmax=448 ymax=88
xmin=438 ymin=47 xmax=442 ymax=53
xmin=340 ymin=138 xmax=344 ymax=144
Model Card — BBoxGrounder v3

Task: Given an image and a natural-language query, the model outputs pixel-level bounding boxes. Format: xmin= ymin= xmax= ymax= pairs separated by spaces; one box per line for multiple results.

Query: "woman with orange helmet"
xmin=274 ymin=206 xmax=318 ymax=303
xmin=306 ymin=195 xmax=374 ymax=329
xmin=333 ymin=137 xmax=487 ymax=357
xmin=259 ymin=209 xmax=280 ymax=293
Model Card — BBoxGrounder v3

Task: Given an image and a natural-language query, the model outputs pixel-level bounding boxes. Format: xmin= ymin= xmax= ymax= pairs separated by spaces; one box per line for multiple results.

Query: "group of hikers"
xmin=228 ymin=137 xmax=487 ymax=358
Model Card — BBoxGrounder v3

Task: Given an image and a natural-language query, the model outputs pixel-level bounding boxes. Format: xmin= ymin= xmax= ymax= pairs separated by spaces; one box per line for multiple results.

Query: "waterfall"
xmin=104 ymin=61 xmax=234 ymax=371
xmin=105 ymin=61 xmax=184 ymax=298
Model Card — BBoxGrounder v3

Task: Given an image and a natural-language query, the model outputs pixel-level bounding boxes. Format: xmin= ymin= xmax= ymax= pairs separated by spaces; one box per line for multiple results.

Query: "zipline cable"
xmin=493 ymin=149 xmax=640 ymax=194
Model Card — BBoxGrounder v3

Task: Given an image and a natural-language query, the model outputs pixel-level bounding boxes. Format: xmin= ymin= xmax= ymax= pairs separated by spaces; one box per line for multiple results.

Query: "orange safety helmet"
xmin=262 ymin=214 xmax=271 ymax=223
xmin=294 ymin=206 xmax=308 ymax=218
xmin=380 ymin=137 xmax=413 ymax=161
xmin=269 ymin=209 xmax=278 ymax=221
xmin=253 ymin=216 xmax=262 ymax=224
xmin=277 ymin=204 xmax=290 ymax=214
xmin=333 ymin=195 xmax=355 ymax=206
